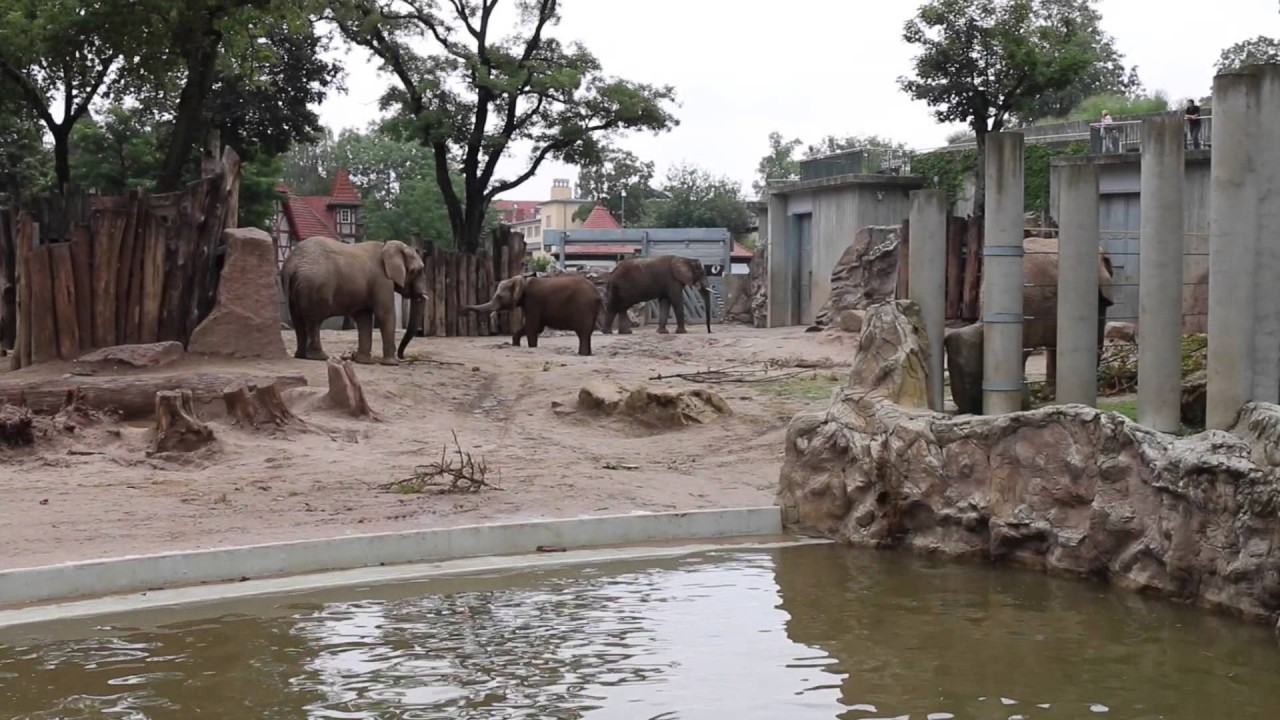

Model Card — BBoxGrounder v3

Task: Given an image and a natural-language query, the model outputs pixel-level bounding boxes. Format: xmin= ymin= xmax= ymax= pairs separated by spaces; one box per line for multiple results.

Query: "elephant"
xmin=602 ymin=254 xmax=712 ymax=334
xmin=944 ymin=235 xmax=1115 ymax=414
xmin=464 ymin=273 xmax=602 ymax=356
xmin=281 ymin=236 xmax=429 ymax=366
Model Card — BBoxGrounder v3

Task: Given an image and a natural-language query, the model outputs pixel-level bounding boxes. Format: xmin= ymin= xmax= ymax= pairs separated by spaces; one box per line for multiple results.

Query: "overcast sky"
xmin=316 ymin=0 xmax=1279 ymax=202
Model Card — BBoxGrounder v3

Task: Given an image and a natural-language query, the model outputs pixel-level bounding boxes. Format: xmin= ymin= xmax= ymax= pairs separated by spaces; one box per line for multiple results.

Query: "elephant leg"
xmin=656 ymin=298 xmax=671 ymax=334
xmin=618 ymin=307 xmax=633 ymax=334
xmin=577 ymin=327 xmax=592 ymax=356
xmin=305 ymin=322 xmax=328 ymax=361
xmin=526 ymin=319 xmax=540 ymax=348
xmin=292 ymin=310 xmax=308 ymax=360
xmin=376 ymin=301 xmax=399 ymax=366
xmin=672 ymin=294 xmax=688 ymax=334
xmin=353 ymin=310 xmax=375 ymax=364
xmin=512 ymin=324 xmax=524 ymax=347
xmin=602 ymin=309 xmax=616 ymax=335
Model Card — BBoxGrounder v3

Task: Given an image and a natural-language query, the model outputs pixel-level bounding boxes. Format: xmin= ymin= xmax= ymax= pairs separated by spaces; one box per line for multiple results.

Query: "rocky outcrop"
xmin=778 ymin=299 xmax=1280 ymax=631
xmin=749 ymin=243 xmax=768 ymax=328
xmin=189 ymin=228 xmax=287 ymax=359
xmin=578 ymin=382 xmax=731 ymax=429
xmin=811 ymin=226 xmax=901 ymax=330
xmin=74 ymin=342 xmax=184 ymax=371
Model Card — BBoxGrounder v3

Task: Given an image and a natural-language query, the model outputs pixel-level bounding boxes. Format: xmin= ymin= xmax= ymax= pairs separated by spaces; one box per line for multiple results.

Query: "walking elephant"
xmin=464 ymin=274 xmax=602 ymax=356
xmin=945 ymin=236 xmax=1115 ymax=414
xmin=281 ymin=236 xmax=429 ymax=365
xmin=603 ymin=255 xmax=712 ymax=334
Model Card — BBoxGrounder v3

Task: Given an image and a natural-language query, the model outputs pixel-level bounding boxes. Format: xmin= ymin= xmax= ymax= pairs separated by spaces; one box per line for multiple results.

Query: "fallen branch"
xmin=649 ymin=365 xmax=818 ymax=384
xmin=378 ymin=431 xmax=502 ymax=495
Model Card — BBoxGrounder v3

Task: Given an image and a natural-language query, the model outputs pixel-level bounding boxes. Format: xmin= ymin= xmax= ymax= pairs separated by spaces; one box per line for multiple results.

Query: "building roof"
xmin=580 ymin=205 xmax=621 ymax=230
xmin=327 ymin=167 xmax=363 ymax=206
xmin=553 ymin=242 xmax=754 ymax=261
xmin=493 ymin=199 xmax=541 ymax=223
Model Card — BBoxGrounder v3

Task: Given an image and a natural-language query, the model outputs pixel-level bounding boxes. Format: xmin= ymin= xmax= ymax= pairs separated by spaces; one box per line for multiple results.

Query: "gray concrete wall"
xmin=765 ymin=194 xmax=791 ymax=327
xmin=807 ymin=186 xmax=913 ymax=316
xmin=1050 ymin=154 xmax=1211 ymax=333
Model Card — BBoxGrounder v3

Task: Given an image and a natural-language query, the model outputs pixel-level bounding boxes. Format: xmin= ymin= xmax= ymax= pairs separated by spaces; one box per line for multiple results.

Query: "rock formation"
xmin=578 ymin=382 xmax=731 ymax=429
xmin=749 ymin=243 xmax=768 ymax=328
xmin=74 ymin=342 xmax=184 ymax=371
xmin=778 ymin=299 xmax=1280 ymax=633
xmin=188 ymin=228 xmax=288 ymax=359
xmin=811 ymin=226 xmax=901 ymax=330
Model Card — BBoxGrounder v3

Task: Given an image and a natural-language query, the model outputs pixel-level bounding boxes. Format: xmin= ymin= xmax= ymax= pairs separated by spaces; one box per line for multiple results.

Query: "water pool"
xmin=2 ymin=543 xmax=1278 ymax=719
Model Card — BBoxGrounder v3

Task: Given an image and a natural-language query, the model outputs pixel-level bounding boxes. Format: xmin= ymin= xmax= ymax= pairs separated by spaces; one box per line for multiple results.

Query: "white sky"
xmin=316 ymin=0 xmax=1280 ymax=202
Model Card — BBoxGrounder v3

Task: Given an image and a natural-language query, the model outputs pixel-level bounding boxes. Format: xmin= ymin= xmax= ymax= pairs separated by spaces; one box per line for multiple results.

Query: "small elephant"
xmin=464 ymin=274 xmax=602 ymax=356
xmin=281 ymin=236 xmax=429 ymax=366
xmin=946 ymin=235 xmax=1115 ymax=413
xmin=603 ymin=254 xmax=712 ymax=335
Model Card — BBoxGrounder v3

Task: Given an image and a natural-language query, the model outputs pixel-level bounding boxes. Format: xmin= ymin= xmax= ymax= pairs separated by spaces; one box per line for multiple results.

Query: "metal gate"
xmin=547 ymin=228 xmax=733 ymax=325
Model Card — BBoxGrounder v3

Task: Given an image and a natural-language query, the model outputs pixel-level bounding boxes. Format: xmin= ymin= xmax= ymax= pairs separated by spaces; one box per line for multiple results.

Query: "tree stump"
xmin=0 ymin=404 xmax=34 ymax=447
xmin=326 ymin=357 xmax=377 ymax=419
xmin=222 ymin=380 xmax=297 ymax=427
xmin=150 ymin=389 xmax=215 ymax=454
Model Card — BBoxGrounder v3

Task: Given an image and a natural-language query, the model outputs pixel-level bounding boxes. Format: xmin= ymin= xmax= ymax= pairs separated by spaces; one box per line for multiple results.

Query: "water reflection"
xmin=1 ymin=545 xmax=1278 ymax=719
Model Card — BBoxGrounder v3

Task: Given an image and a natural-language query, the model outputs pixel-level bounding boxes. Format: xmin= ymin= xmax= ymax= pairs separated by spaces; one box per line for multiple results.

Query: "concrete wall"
xmin=1050 ymin=153 xmax=1211 ymax=332
xmin=764 ymin=174 xmax=922 ymax=326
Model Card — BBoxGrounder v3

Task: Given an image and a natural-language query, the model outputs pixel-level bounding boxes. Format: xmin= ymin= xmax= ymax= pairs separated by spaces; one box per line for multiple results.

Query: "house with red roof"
xmin=271 ymin=167 xmax=365 ymax=267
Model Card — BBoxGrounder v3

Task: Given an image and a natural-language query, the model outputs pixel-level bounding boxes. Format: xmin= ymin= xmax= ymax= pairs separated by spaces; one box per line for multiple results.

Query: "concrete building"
xmin=1049 ymin=135 xmax=1211 ymax=332
xmin=493 ymin=178 xmax=594 ymax=252
xmin=759 ymin=161 xmax=925 ymax=327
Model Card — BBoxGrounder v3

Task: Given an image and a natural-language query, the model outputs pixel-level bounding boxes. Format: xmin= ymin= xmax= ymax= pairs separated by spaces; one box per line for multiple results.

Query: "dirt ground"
xmin=0 ymin=324 xmax=862 ymax=570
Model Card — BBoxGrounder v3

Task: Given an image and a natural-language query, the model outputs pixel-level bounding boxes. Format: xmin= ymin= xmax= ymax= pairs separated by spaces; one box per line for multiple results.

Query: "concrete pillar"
xmin=908 ymin=189 xmax=947 ymax=411
xmin=1055 ymin=163 xmax=1101 ymax=407
xmin=1246 ymin=64 xmax=1280 ymax=404
xmin=1137 ymin=114 xmax=1186 ymax=433
xmin=765 ymin=193 xmax=790 ymax=327
xmin=982 ymin=132 xmax=1026 ymax=415
xmin=1207 ymin=73 xmax=1261 ymax=430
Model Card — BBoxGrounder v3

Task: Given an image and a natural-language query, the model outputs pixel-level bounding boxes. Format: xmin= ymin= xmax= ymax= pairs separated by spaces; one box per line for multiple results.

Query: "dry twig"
xmin=379 ymin=431 xmax=501 ymax=495
xmin=648 ymin=360 xmax=826 ymax=385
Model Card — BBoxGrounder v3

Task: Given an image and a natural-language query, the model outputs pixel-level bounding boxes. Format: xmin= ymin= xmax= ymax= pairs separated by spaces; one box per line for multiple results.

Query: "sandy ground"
xmin=0 ymin=324 xmax=863 ymax=570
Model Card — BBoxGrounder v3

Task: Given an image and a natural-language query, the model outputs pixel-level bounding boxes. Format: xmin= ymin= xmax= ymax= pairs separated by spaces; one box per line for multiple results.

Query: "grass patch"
xmin=757 ymin=373 xmax=843 ymax=402
xmin=1098 ymin=396 xmax=1138 ymax=421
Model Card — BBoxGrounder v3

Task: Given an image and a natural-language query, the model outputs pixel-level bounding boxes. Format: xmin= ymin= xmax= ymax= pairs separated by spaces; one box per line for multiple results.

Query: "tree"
xmin=753 ymin=131 xmax=803 ymax=195
xmin=1216 ymin=36 xmax=1280 ymax=72
xmin=574 ymin=147 xmax=656 ymax=226
xmin=68 ymin=104 xmax=166 ymax=194
xmin=899 ymin=0 xmax=1097 ymax=216
xmin=0 ymin=0 xmax=146 ymax=192
xmin=0 ymin=102 xmax=52 ymax=204
xmin=643 ymin=164 xmax=752 ymax=236
xmin=328 ymin=0 xmax=679 ymax=252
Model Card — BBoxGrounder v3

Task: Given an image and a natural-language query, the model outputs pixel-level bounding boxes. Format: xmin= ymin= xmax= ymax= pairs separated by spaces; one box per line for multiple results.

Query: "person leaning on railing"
xmin=1185 ymin=99 xmax=1203 ymax=149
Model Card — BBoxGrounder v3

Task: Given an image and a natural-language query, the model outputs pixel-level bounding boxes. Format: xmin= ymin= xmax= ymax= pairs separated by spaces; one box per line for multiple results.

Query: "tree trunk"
xmin=326 ymin=357 xmax=377 ymax=419
xmin=51 ymin=127 xmax=71 ymax=195
xmin=972 ymin=131 xmax=987 ymax=219
xmin=222 ymin=380 xmax=297 ymax=427
xmin=0 ymin=372 xmax=307 ymax=420
xmin=157 ymin=37 xmax=222 ymax=193
xmin=150 ymin=389 xmax=215 ymax=454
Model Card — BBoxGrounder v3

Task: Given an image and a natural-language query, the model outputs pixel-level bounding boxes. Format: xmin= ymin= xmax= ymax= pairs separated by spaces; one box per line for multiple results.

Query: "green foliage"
xmin=0 ymin=105 xmax=52 ymax=204
xmin=1056 ymin=92 xmax=1170 ymax=123
xmin=753 ymin=132 xmax=912 ymax=196
xmin=899 ymin=0 xmax=1110 ymax=215
xmin=331 ymin=0 xmax=679 ymax=252
xmin=1023 ymin=141 xmax=1088 ymax=213
xmin=911 ymin=140 xmax=1087 ymax=214
xmin=1216 ymin=36 xmax=1280 ymax=72
xmin=530 ymin=254 xmax=553 ymax=272
xmin=68 ymin=104 xmax=165 ymax=194
xmin=642 ymin=164 xmax=752 ymax=235
xmin=910 ymin=149 xmax=977 ymax=206
xmin=237 ymin=152 xmax=286 ymax=231
xmin=575 ymin=147 xmax=655 ymax=226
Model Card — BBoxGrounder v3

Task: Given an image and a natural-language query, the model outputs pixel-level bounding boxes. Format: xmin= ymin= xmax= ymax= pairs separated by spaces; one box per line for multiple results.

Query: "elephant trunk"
xmin=464 ymin=299 xmax=497 ymax=313
xmin=699 ymin=284 xmax=712 ymax=333
xmin=397 ymin=296 xmax=425 ymax=360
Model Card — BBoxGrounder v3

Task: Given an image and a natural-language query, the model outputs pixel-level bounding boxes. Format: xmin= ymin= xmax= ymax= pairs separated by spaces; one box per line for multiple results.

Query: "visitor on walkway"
xmin=1185 ymin=99 xmax=1203 ymax=149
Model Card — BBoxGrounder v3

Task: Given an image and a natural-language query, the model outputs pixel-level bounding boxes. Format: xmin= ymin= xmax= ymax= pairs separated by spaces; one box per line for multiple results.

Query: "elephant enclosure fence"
xmin=0 ymin=147 xmax=243 ymax=370
xmin=402 ymin=227 xmax=528 ymax=339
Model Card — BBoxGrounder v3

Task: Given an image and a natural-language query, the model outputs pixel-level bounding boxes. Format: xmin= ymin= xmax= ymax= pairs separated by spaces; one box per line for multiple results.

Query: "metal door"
xmin=1098 ymin=193 xmax=1140 ymax=324
xmin=796 ymin=213 xmax=814 ymax=324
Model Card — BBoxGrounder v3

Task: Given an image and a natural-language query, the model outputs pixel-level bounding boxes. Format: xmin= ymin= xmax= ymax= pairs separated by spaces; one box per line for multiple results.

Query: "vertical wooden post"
xmin=13 ymin=213 xmax=34 ymax=369
xmin=945 ymin=216 xmax=964 ymax=321
xmin=140 ymin=202 xmax=167 ymax=344
xmin=422 ymin=244 xmax=437 ymax=336
xmin=497 ymin=243 xmax=510 ymax=335
xmin=49 ymin=242 xmax=80 ymax=359
xmin=27 ymin=243 xmax=58 ymax=364
xmin=123 ymin=190 xmax=148 ymax=343
xmin=69 ymin=224 xmax=94 ymax=350
xmin=962 ymin=217 xmax=983 ymax=321
xmin=433 ymin=247 xmax=446 ymax=337
xmin=897 ymin=217 xmax=911 ymax=299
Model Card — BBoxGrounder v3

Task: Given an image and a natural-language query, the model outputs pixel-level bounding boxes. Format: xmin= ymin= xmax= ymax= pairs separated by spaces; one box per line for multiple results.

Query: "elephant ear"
xmin=672 ymin=258 xmax=695 ymax=286
xmin=381 ymin=241 xmax=410 ymax=288
xmin=510 ymin=275 xmax=527 ymax=306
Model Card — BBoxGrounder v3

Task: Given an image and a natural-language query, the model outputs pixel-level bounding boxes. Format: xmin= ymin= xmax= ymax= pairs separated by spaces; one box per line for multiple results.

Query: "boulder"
xmin=835 ymin=309 xmax=865 ymax=334
xmin=578 ymin=383 xmax=731 ymax=429
xmin=188 ymin=228 xmax=288 ymax=359
xmin=812 ymin=226 xmax=901 ymax=329
xmin=1105 ymin=321 xmax=1137 ymax=345
xmin=777 ymin=299 xmax=1280 ymax=630
xmin=944 ymin=322 xmax=984 ymax=414
xmin=74 ymin=342 xmax=184 ymax=370
xmin=847 ymin=300 xmax=929 ymax=409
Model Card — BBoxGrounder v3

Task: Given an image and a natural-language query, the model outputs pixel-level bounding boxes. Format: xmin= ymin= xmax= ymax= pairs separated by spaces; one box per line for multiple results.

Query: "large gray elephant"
xmin=603 ymin=254 xmax=712 ymax=334
xmin=464 ymin=274 xmax=602 ymax=356
xmin=945 ymin=236 xmax=1115 ymax=414
xmin=281 ymin=236 xmax=429 ymax=365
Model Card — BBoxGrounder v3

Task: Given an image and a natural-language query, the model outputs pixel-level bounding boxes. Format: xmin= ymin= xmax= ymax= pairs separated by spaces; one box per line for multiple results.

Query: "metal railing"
xmin=1089 ymin=116 xmax=1212 ymax=155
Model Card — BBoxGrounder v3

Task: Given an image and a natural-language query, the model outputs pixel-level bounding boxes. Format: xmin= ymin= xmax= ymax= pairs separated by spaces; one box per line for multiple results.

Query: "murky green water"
xmin=2 ymin=543 xmax=1279 ymax=719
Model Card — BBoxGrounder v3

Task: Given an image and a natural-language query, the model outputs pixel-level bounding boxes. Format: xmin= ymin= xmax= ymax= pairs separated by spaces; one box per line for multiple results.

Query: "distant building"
xmin=272 ymin=167 xmax=365 ymax=267
xmin=493 ymin=177 xmax=595 ymax=252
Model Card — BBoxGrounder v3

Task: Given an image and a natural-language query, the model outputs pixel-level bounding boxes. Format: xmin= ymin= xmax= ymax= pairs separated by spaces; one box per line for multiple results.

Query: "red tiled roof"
xmin=282 ymin=192 xmax=337 ymax=240
xmin=327 ymin=167 xmax=362 ymax=206
xmin=493 ymin=199 xmax=540 ymax=223
xmin=581 ymin=205 xmax=621 ymax=229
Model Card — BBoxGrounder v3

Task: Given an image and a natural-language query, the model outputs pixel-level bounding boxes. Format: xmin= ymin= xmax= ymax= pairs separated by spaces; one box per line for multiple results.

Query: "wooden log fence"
xmin=402 ymin=226 xmax=527 ymax=338
xmin=897 ymin=214 xmax=984 ymax=323
xmin=1 ymin=146 xmax=242 ymax=370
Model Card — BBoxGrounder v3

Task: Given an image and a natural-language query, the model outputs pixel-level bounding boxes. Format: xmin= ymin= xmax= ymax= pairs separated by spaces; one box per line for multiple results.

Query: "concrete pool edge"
xmin=0 ymin=506 xmax=785 ymax=610
xmin=0 ymin=535 xmax=831 ymax=631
